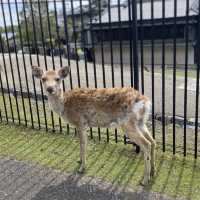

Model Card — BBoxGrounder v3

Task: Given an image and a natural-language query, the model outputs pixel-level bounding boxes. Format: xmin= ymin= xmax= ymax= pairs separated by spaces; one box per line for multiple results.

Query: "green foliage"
xmin=90 ymin=0 xmax=108 ymax=16
xmin=0 ymin=29 xmax=6 ymax=52
xmin=18 ymin=0 xmax=71 ymax=48
xmin=14 ymin=0 xmax=108 ymax=47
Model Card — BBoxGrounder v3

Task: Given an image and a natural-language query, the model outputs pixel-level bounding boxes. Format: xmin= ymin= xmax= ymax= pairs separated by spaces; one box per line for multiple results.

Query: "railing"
xmin=0 ymin=0 xmax=199 ymax=158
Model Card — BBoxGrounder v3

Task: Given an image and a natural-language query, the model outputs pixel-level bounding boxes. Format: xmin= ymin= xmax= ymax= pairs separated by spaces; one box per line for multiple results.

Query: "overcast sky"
xmin=0 ymin=0 xmax=89 ymax=27
xmin=0 ymin=0 xmax=119 ymax=28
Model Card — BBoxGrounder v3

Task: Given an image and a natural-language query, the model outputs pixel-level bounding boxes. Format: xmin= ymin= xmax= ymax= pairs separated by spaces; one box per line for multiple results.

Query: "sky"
xmin=0 ymin=0 xmax=118 ymax=28
xmin=0 ymin=0 xmax=89 ymax=27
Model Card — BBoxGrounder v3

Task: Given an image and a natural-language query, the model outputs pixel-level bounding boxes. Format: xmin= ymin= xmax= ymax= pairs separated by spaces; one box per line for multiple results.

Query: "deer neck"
xmin=47 ymin=89 xmax=65 ymax=116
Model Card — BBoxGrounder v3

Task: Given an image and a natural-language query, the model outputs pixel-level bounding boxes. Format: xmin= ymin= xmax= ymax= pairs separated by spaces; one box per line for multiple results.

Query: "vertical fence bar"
xmin=108 ymin=0 xmax=115 ymax=88
xmin=79 ymin=0 xmax=89 ymax=87
xmin=96 ymin=0 xmax=110 ymax=142
xmin=36 ymin=0 xmax=49 ymax=131
xmin=45 ymin=0 xmax=59 ymax=132
xmin=161 ymin=0 xmax=166 ymax=152
xmin=151 ymin=0 xmax=155 ymax=138
xmin=140 ymin=0 xmax=144 ymax=94
xmin=184 ymin=0 xmax=189 ymax=156
xmin=22 ymin=0 xmax=41 ymax=129
xmin=97 ymin=0 xmax=106 ymax=88
xmin=0 ymin=71 xmax=8 ymax=123
xmin=45 ymin=0 xmax=61 ymax=131
xmin=53 ymin=0 xmax=64 ymax=69
xmin=0 ymin=31 xmax=14 ymax=122
xmin=88 ymin=0 xmax=98 ymax=89
xmin=87 ymin=0 xmax=95 ymax=139
xmin=132 ymin=0 xmax=139 ymax=90
xmin=30 ymin=0 xmax=49 ymax=130
xmin=15 ymin=0 xmax=34 ymax=128
xmin=108 ymin=0 xmax=118 ymax=143
xmin=1 ymin=0 xmax=21 ymax=124
xmin=194 ymin=0 xmax=200 ymax=158
xmin=62 ymin=0 xmax=73 ymax=134
xmin=0 ymin=40 xmax=8 ymax=123
xmin=173 ymin=0 xmax=177 ymax=154
xmin=62 ymin=0 xmax=73 ymax=90
xmin=7 ymin=0 xmax=27 ymax=126
xmin=128 ymin=0 xmax=133 ymax=87
xmin=53 ymin=0 xmax=64 ymax=133
xmin=117 ymin=0 xmax=124 ymax=143
xmin=132 ymin=0 xmax=140 ymax=152
xmin=117 ymin=0 xmax=124 ymax=87
xmin=70 ymin=0 xmax=81 ymax=88
xmin=0 ymin=109 xmax=2 ymax=122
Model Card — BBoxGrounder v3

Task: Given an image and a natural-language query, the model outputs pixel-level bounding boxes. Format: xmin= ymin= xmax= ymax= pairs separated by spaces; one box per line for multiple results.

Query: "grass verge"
xmin=0 ymin=122 xmax=199 ymax=200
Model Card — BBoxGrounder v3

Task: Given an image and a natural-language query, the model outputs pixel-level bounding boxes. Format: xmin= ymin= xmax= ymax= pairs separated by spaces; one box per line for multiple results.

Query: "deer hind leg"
xmin=77 ymin=127 xmax=87 ymax=173
xmin=139 ymin=121 xmax=156 ymax=177
xmin=122 ymin=122 xmax=151 ymax=186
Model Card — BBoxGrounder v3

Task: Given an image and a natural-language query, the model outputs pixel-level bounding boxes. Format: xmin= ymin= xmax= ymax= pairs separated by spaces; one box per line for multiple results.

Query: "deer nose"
xmin=46 ymin=87 xmax=54 ymax=94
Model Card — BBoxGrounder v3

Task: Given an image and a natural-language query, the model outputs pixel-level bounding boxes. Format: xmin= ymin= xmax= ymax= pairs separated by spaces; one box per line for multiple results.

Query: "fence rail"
xmin=0 ymin=0 xmax=199 ymax=158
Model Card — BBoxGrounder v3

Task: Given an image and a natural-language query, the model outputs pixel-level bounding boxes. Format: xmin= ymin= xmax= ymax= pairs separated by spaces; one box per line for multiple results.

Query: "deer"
xmin=32 ymin=65 xmax=156 ymax=186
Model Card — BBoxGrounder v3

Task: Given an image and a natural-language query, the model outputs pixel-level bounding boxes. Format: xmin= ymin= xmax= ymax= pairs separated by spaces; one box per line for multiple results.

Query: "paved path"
xmin=0 ymin=156 xmax=185 ymax=200
xmin=0 ymin=54 xmax=199 ymax=118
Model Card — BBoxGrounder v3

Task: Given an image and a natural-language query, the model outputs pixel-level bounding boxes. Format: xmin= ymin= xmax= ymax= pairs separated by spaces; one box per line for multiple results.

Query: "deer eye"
xmin=55 ymin=77 xmax=60 ymax=82
xmin=42 ymin=77 xmax=47 ymax=82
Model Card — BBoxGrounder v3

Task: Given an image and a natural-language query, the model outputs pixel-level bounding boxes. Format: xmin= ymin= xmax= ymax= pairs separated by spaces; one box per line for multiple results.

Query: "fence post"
xmin=132 ymin=0 xmax=140 ymax=153
xmin=195 ymin=0 xmax=200 ymax=158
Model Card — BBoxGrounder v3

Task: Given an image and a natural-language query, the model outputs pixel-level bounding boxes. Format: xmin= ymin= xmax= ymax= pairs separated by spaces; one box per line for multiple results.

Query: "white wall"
xmin=94 ymin=42 xmax=195 ymax=67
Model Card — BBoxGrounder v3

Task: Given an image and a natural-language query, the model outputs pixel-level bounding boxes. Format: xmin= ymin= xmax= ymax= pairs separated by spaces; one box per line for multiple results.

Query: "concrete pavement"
xmin=0 ymin=156 xmax=185 ymax=200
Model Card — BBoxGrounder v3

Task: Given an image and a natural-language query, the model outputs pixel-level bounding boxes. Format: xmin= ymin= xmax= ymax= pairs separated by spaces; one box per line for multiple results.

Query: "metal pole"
xmin=132 ymin=0 xmax=140 ymax=153
xmin=132 ymin=0 xmax=139 ymax=90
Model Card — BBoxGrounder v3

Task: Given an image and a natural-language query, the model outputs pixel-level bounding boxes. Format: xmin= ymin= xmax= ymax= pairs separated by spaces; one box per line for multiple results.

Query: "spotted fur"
xmin=32 ymin=66 xmax=156 ymax=186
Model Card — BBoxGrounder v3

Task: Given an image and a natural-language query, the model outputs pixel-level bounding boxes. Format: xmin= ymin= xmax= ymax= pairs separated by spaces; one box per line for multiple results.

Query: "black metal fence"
xmin=0 ymin=0 xmax=199 ymax=158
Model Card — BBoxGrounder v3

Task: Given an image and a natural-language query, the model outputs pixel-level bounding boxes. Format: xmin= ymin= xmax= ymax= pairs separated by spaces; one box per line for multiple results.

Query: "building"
xmin=85 ymin=0 xmax=198 ymax=67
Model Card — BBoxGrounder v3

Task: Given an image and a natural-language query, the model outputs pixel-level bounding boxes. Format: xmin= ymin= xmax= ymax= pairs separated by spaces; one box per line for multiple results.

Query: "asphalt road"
xmin=0 ymin=53 xmax=199 ymax=118
xmin=0 ymin=156 xmax=185 ymax=200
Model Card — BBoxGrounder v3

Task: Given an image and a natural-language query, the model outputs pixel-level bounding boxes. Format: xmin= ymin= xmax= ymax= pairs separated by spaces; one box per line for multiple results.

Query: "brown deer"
xmin=32 ymin=65 xmax=156 ymax=185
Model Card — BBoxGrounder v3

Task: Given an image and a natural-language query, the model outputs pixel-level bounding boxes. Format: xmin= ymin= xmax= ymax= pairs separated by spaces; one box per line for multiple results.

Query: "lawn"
xmin=0 ymin=122 xmax=199 ymax=200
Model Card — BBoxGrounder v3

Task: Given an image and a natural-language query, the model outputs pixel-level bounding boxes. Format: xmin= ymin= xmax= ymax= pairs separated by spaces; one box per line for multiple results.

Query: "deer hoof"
xmin=77 ymin=160 xmax=82 ymax=164
xmin=78 ymin=165 xmax=85 ymax=174
xmin=140 ymin=176 xmax=150 ymax=186
xmin=140 ymin=180 xmax=148 ymax=186
xmin=150 ymin=168 xmax=156 ymax=177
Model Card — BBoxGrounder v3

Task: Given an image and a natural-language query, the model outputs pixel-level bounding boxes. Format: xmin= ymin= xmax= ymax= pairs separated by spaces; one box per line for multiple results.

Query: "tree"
xmin=190 ymin=0 xmax=198 ymax=14
xmin=64 ymin=0 xmax=108 ymax=43
xmin=90 ymin=0 xmax=108 ymax=17
xmin=18 ymin=0 xmax=71 ymax=49
xmin=0 ymin=28 xmax=6 ymax=52
xmin=18 ymin=0 xmax=108 ymax=49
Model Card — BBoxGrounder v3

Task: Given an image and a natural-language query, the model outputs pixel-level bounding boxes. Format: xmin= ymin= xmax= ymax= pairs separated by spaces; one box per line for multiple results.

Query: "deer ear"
xmin=32 ymin=65 xmax=43 ymax=79
xmin=58 ymin=66 xmax=70 ymax=79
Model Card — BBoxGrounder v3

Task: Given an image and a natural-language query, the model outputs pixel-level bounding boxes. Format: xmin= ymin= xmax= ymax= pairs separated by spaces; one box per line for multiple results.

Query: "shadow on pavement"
xmin=31 ymin=173 xmax=179 ymax=200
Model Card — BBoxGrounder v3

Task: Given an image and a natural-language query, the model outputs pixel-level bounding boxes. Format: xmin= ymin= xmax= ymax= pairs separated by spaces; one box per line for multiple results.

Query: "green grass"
xmin=0 ymin=122 xmax=200 ymax=200
xmin=1 ymin=94 xmax=199 ymax=155
xmin=0 ymin=93 xmax=200 ymax=199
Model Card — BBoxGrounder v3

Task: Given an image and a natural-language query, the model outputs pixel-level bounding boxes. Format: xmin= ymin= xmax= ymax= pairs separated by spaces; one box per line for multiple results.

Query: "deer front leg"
xmin=77 ymin=127 xmax=87 ymax=173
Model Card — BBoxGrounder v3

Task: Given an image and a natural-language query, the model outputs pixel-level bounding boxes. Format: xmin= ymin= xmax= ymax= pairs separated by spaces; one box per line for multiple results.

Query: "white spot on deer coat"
xmin=133 ymin=101 xmax=144 ymax=112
